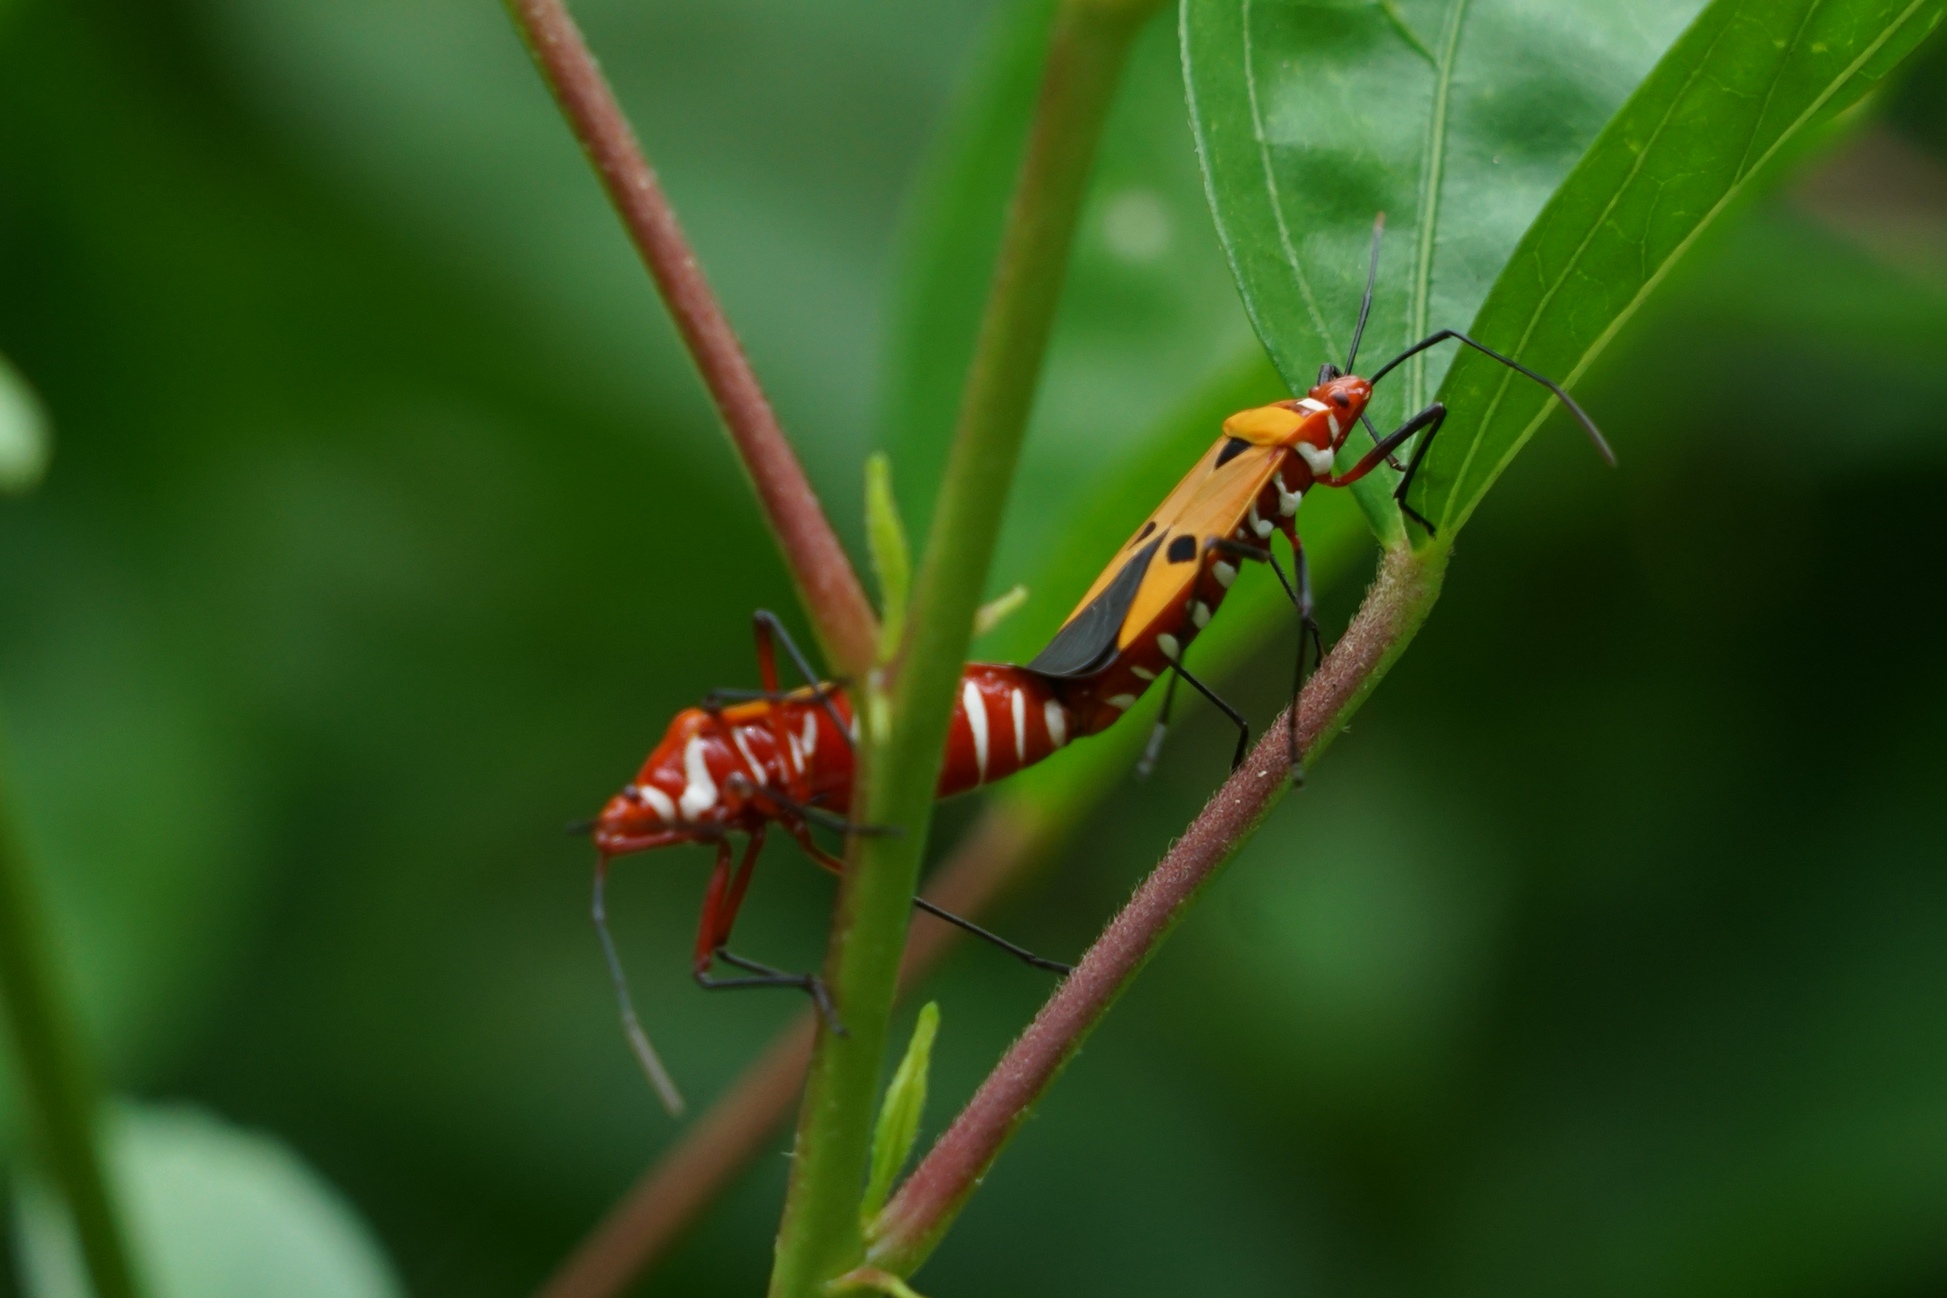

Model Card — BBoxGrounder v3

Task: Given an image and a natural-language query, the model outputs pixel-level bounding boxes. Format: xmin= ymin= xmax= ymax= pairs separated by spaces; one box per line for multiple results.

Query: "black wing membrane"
xmin=1026 ymin=537 xmax=1163 ymax=679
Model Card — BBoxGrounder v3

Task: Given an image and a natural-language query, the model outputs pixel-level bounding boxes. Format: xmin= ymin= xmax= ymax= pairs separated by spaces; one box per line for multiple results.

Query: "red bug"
xmin=591 ymin=610 xmax=1077 ymax=1113
xmin=1025 ymin=215 xmax=1614 ymax=776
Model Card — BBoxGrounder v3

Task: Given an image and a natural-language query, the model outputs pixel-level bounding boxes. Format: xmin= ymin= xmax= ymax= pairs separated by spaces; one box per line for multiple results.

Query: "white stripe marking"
xmin=1157 ymin=633 xmax=1180 ymax=660
xmin=731 ymin=729 xmax=768 ymax=786
xmin=1327 ymin=412 xmax=1343 ymax=439
xmin=1044 ymin=699 xmax=1068 ymax=749
xmin=1009 ymin=688 xmax=1026 ymax=766
xmin=1107 ymin=694 xmax=1137 ymax=710
xmin=1296 ymin=397 xmax=1328 ymax=414
xmin=1297 ymin=442 xmax=1336 ymax=475
xmin=679 ymin=736 xmax=718 ymax=819
xmin=1192 ymin=601 xmax=1211 ymax=629
xmin=637 ymin=784 xmax=677 ymax=821
xmin=1278 ymin=483 xmax=1302 ymax=516
xmin=1131 ymin=665 xmax=1156 ymax=681
xmin=1212 ymin=560 xmax=1237 ymax=588
xmin=962 ymin=678 xmax=989 ymax=783
xmin=800 ymin=712 xmax=818 ymax=761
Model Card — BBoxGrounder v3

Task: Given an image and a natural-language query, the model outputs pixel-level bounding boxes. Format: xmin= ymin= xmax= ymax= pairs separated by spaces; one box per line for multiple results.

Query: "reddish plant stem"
xmin=866 ymin=546 xmax=1446 ymax=1273
xmin=534 ymin=806 xmax=1062 ymax=1298
xmin=504 ymin=0 xmax=878 ymax=675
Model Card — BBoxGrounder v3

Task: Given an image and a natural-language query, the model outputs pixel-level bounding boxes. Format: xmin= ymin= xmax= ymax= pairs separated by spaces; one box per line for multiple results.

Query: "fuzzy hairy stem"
xmin=0 ymin=764 xmax=145 ymax=1298
xmin=867 ymin=544 xmax=1447 ymax=1273
xmin=765 ymin=1 xmax=1163 ymax=1292
xmin=503 ymin=0 xmax=878 ymax=675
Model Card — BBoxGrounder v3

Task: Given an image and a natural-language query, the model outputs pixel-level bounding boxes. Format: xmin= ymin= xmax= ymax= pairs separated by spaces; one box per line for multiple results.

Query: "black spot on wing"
xmin=1130 ymin=520 xmax=1156 ymax=548
xmin=1026 ymin=537 xmax=1164 ymax=680
xmin=1215 ymin=436 xmax=1252 ymax=468
xmin=1166 ymin=534 xmax=1196 ymax=564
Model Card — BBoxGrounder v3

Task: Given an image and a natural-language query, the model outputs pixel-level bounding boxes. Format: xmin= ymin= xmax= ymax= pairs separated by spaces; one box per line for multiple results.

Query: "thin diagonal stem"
xmin=0 ymin=761 xmax=145 ymax=1298
xmin=867 ymin=545 xmax=1446 ymax=1274
xmin=503 ymin=0 xmax=878 ymax=676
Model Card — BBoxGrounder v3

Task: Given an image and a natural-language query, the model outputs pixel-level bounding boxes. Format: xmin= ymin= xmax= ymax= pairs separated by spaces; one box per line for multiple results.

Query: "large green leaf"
xmin=1184 ymin=0 xmax=1703 ymax=540
xmin=1419 ymin=0 xmax=1947 ymax=536
xmin=1187 ymin=0 xmax=1947 ymax=545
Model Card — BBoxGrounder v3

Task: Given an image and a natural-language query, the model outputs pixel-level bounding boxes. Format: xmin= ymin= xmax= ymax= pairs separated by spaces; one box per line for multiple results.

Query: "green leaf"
xmin=0 ymin=351 xmax=51 ymax=494
xmin=865 ymin=453 xmax=913 ymax=663
xmin=1415 ymin=0 xmax=1947 ymax=537
xmin=861 ymin=1002 xmax=940 ymax=1227
xmin=1183 ymin=0 xmax=1704 ymax=541
xmin=16 ymin=1102 xmax=404 ymax=1298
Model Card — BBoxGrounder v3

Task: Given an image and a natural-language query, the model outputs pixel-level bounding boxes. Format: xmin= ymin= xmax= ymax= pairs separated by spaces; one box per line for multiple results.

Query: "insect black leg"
xmin=751 ymin=609 xmax=856 ymax=752
xmin=698 ymin=949 xmax=846 ymax=1035
xmin=1135 ymin=669 xmax=1180 ymax=781
xmin=1165 ymin=657 xmax=1251 ymax=771
xmin=1390 ymin=403 xmax=1449 ymax=536
xmin=913 ymin=897 xmax=1074 ymax=974
xmin=1267 ymin=546 xmax=1319 ymax=785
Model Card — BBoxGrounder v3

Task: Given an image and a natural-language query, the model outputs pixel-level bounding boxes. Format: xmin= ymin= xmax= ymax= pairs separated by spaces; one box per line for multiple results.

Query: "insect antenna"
xmin=591 ymin=855 xmax=686 ymax=1116
xmin=1344 ymin=211 xmax=1385 ymax=374
xmin=1367 ymin=328 xmax=1616 ymax=465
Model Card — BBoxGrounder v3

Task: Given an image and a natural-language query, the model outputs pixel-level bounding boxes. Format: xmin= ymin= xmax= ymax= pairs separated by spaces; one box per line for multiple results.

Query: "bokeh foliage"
xmin=2 ymin=0 xmax=1946 ymax=1295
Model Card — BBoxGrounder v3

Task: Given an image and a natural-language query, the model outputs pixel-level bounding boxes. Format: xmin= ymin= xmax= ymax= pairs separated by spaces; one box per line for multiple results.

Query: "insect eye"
xmin=1331 ymin=393 xmax=1350 ymax=408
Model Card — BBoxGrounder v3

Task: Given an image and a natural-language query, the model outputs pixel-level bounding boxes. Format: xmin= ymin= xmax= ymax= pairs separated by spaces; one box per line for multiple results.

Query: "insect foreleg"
xmin=1325 ymin=402 xmax=1445 ymax=491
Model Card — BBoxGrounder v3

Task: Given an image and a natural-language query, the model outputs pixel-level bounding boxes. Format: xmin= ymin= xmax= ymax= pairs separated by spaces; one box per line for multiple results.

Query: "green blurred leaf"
xmin=16 ymin=1103 xmax=404 ymax=1298
xmin=1416 ymin=0 xmax=1947 ymax=537
xmin=0 ymin=351 xmax=50 ymax=494
xmin=861 ymin=1002 xmax=939 ymax=1227
xmin=1183 ymin=0 xmax=1702 ymax=539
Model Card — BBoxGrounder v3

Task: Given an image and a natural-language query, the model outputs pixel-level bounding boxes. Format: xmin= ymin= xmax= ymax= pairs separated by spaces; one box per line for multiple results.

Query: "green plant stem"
xmin=765 ymin=1 xmax=1163 ymax=1292
xmin=867 ymin=544 xmax=1447 ymax=1274
xmin=0 ymin=767 xmax=143 ymax=1298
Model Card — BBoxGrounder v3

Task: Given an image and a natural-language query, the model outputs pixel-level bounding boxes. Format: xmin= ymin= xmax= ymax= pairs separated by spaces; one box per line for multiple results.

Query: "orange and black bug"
xmin=1025 ymin=216 xmax=1613 ymax=776
xmin=587 ymin=611 xmax=1077 ymax=1112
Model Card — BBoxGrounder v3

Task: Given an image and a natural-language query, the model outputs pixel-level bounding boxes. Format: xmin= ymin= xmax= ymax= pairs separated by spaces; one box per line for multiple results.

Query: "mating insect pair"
xmin=588 ymin=216 xmax=1613 ymax=1112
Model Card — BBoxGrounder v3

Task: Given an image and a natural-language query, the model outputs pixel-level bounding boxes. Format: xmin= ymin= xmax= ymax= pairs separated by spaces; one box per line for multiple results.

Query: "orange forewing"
xmin=1052 ymin=433 xmax=1287 ymax=651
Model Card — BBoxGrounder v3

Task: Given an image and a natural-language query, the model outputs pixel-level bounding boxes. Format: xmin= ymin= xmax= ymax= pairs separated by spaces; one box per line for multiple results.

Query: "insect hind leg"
xmin=1165 ymin=656 xmax=1251 ymax=771
xmin=914 ymin=897 xmax=1074 ymax=975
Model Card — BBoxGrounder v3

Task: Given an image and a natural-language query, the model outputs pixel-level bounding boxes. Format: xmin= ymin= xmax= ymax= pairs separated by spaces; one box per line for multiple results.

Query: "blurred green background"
xmin=2 ymin=0 xmax=1946 ymax=1294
